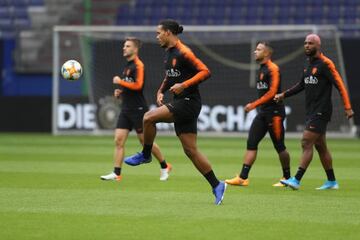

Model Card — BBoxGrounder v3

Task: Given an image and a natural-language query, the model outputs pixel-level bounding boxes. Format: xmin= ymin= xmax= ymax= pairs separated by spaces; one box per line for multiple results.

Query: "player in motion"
xmin=226 ymin=41 xmax=291 ymax=187
xmin=101 ymin=37 xmax=171 ymax=182
xmin=124 ymin=20 xmax=226 ymax=205
xmin=274 ymin=34 xmax=354 ymax=190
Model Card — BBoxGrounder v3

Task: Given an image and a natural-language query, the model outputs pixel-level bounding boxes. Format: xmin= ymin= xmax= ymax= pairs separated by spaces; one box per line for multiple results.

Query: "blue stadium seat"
xmin=0 ymin=7 xmax=11 ymax=19
xmin=29 ymin=0 xmax=44 ymax=6
xmin=14 ymin=8 xmax=28 ymax=19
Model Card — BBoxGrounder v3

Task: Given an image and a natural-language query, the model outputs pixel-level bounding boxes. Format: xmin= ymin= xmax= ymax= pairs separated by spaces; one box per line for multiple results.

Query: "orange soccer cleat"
xmin=225 ymin=175 xmax=249 ymax=186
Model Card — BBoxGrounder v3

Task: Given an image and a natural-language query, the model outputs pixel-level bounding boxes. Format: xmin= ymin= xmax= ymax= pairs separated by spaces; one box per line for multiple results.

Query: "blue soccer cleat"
xmin=124 ymin=152 xmax=152 ymax=166
xmin=280 ymin=177 xmax=300 ymax=190
xmin=213 ymin=181 xmax=227 ymax=205
xmin=316 ymin=180 xmax=339 ymax=190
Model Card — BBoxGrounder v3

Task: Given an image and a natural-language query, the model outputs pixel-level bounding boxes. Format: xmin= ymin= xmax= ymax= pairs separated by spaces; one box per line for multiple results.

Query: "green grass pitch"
xmin=0 ymin=133 xmax=359 ymax=240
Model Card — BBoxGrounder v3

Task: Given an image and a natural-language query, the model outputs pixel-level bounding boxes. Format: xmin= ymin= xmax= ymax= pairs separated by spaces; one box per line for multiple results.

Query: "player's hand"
xmin=157 ymin=92 xmax=164 ymax=106
xmin=170 ymin=83 xmax=185 ymax=95
xmin=114 ymin=89 xmax=122 ymax=98
xmin=345 ymin=109 xmax=354 ymax=119
xmin=244 ymin=103 xmax=252 ymax=112
xmin=274 ymin=93 xmax=284 ymax=103
xmin=113 ymin=76 xmax=121 ymax=84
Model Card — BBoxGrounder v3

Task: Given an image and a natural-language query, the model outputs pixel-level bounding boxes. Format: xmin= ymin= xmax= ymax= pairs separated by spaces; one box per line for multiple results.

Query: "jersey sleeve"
xmin=158 ymin=76 xmax=171 ymax=94
xmin=284 ymin=75 xmax=305 ymax=98
xmin=248 ymin=64 xmax=280 ymax=110
xmin=181 ymin=49 xmax=211 ymax=88
xmin=117 ymin=61 xmax=144 ymax=91
xmin=322 ymin=60 xmax=352 ymax=110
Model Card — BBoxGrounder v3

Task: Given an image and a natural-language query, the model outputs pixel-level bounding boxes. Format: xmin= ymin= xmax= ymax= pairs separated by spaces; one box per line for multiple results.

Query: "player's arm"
xmin=114 ymin=89 xmax=122 ymax=98
xmin=157 ymin=76 xmax=170 ymax=106
xmin=246 ymin=66 xmax=280 ymax=111
xmin=113 ymin=63 xmax=144 ymax=91
xmin=182 ymin=50 xmax=211 ymax=87
xmin=322 ymin=61 xmax=354 ymax=118
xmin=274 ymin=78 xmax=305 ymax=102
xmin=170 ymin=49 xmax=210 ymax=94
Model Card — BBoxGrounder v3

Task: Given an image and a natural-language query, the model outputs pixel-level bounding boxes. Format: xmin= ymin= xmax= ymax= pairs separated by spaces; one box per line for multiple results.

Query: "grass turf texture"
xmin=0 ymin=133 xmax=359 ymax=240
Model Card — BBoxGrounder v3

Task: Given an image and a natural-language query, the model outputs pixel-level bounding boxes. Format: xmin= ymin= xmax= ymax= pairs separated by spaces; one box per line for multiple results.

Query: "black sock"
xmin=142 ymin=144 xmax=153 ymax=159
xmin=240 ymin=164 xmax=252 ymax=179
xmin=203 ymin=170 xmax=220 ymax=189
xmin=160 ymin=160 xmax=167 ymax=169
xmin=114 ymin=167 xmax=121 ymax=176
xmin=283 ymin=167 xmax=291 ymax=179
xmin=325 ymin=169 xmax=336 ymax=181
xmin=295 ymin=167 xmax=306 ymax=181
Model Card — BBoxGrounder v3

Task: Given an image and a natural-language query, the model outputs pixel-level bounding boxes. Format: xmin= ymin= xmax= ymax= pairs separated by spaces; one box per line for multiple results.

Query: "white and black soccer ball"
xmin=61 ymin=60 xmax=83 ymax=81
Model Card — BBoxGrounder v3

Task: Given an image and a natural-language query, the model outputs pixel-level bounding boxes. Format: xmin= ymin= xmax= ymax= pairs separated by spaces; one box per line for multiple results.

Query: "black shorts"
xmin=165 ymin=97 xmax=201 ymax=135
xmin=116 ymin=108 xmax=147 ymax=134
xmin=305 ymin=115 xmax=328 ymax=134
xmin=247 ymin=111 xmax=286 ymax=153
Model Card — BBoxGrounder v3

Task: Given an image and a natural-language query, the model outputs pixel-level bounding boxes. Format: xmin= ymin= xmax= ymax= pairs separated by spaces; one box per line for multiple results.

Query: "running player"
xmin=226 ymin=41 xmax=291 ymax=187
xmin=124 ymin=20 xmax=226 ymax=205
xmin=274 ymin=34 xmax=354 ymax=190
xmin=101 ymin=37 xmax=172 ymax=182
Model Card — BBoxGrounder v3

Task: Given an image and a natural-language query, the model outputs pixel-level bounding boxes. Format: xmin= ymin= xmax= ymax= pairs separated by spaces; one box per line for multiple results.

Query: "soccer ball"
xmin=61 ymin=60 xmax=83 ymax=81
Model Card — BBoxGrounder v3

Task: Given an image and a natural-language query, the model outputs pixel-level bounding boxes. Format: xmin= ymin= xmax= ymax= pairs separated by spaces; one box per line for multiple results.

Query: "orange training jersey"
xmin=159 ymin=40 xmax=210 ymax=100
xmin=284 ymin=53 xmax=352 ymax=121
xmin=249 ymin=60 xmax=284 ymax=113
xmin=117 ymin=56 xmax=147 ymax=111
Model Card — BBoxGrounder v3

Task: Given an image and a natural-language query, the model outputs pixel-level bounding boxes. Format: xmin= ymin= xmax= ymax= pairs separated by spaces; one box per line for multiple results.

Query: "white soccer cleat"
xmin=160 ymin=163 xmax=172 ymax=181
xmin=100 ymin=172 xmax=122 ymax=181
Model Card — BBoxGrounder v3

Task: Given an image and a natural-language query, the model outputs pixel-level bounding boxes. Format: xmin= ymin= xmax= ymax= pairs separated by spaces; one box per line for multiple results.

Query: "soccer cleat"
xmin=225 ymin=175 xmax=249 ymax=186
xmin=272 ymin=177 xmax=288 ymax=187
xmin=100 ymin=172 xmax=122 ymax=181
xmin=124 ymin=152 xmax=152 ymax=166
xmin=213 ymin=181 xmax=227 ymax=205
xmin=316 ymin=180 xmax=339 ymax=190
xmin=160 ymin=163 xmax=172 ymax=181
xmin=280 ymin=177 xmax=300 ymax=190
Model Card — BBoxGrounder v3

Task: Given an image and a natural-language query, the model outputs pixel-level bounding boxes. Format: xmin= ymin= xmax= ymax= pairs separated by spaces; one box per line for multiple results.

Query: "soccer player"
xmin=101 ymin=37 xmax=172 ymax=182
xmin=274 ymin=34 xmax=354 ymax=190
xmin=124 ymin=20 xmax=226 ymax=205
xmin=225 ymin=41 xmax=291 ymax=187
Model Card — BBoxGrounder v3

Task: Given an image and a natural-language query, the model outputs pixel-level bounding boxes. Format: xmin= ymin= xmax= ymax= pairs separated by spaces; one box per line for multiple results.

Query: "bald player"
xmin=274 ymin=34 xmax=354 ymax=190
xmin=226 ymin=41 xmax=291 ymax=187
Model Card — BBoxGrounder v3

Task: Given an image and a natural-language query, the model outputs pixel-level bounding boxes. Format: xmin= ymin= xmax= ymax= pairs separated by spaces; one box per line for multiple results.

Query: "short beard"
xmin=305 ymin=48 xmax=317 ymax=57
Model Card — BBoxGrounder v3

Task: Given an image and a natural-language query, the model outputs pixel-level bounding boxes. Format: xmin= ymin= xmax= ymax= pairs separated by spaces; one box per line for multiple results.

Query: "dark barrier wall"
xmin=0 ymin=39 xmax=359 ymax=132
xmin=0 ymin=97 xmax=51 ymax=132
xmin=341 ymin=39 xmax=360 ymax=126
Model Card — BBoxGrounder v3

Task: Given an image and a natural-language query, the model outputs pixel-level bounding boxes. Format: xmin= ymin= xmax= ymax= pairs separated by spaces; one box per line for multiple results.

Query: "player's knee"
xmin=275 ymin=145 xmax=286 ymax=153
xmin=315 ymin=143 xmax=326 ymax=153
xmin=143 ymin=111 xmax=155 ymax=125
xmin=114 ymin=136 xmax=125 ymax=148
xmin=143 ymin=112 xmax=152 ymax=124
xmin=183 ymin=146 xmax=196 ymax=159
xmin=301 ymin=138 xmax=313 ymax=150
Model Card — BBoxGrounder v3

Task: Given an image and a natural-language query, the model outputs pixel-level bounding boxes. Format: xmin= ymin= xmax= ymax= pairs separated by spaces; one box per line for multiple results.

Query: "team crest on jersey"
xmin=123 ymin=69 xmax=131 ymax=76
xmin=172 ymin=58 xmax=177 ymax=67
xmin=312 ymin=67 xmax=318 ymax=75
xmin=259 ymin=73 xmax=264 ymax=80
